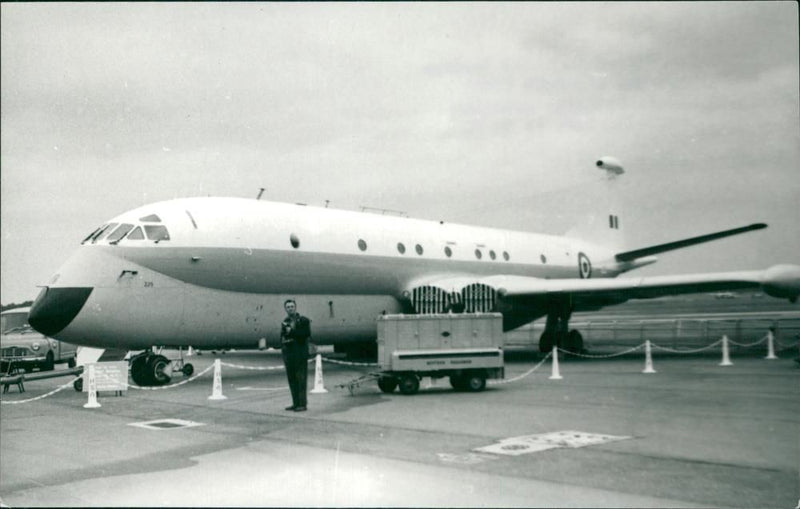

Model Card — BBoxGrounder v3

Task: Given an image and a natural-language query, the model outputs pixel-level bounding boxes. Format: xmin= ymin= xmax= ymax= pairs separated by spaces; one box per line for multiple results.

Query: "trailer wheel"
xmin=398 ymin=374 xmax=420 ymax=395
xmin=73 ymin=378 xmax=83 ymax=392
xmin=449 ymin=375 xmax=466 ymax=391
xmin=377 ymin=377 xmax=398 ymax=394
xmin=464 ymin=374 xmax=486 ymax=392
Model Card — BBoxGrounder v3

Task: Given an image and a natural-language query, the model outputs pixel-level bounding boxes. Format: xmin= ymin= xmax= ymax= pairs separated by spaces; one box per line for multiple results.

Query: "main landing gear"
xmin=129 ymin=348 xmax=194 ymax=387
xmin=539 ymin=301 xmax=585 ymax=354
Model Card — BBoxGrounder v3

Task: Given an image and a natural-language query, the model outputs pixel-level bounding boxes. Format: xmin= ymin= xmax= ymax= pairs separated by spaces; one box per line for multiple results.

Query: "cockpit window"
xmin=82 ymin=226 xmax=103 ymax=244
xmin=139 ymin=214 xmax=161 ymax=222
xmin=127 ymin=226 xmax=145 ymax=240
xmin=91 ymin=223 xmax=118 ymax=244
xmin=107 ymin=223 xmax=134 ymax=243
xmin=144 ymin=225 xmax=170 ymax=242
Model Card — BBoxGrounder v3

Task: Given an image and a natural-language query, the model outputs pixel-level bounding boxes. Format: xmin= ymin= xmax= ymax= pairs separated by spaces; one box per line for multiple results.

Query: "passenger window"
xmin=107 ymin=224 xmax=134 ymax=243
xmin=415 ymin=244 xmax=424 ymax=255
xmin=397 ymin=243 xmax=406 ymax=254
xmin=139 ymin=214 xmax=162 ymax=222
xmin=475 ymin=249 xmax=482 ymax=260
xmin=144 ymin=225 xmax=170 ymax=242
xmin=444 ymin=246 xmax=452 ymax=258
xmin=489 ymin=250 xmax=496 ymax=260
xmin=127 ymin=227 xmax=145 ymax=240
xmin=503 ymin=251 xmax=510 ymax=261
xmin=358 ymin=239 xmax=367 ymax=251
xmin=290 ymin=233 xmax=300 ymax=249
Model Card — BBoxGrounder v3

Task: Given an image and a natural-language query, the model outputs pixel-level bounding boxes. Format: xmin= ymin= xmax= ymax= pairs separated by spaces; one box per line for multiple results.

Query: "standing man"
xmin=280 ymin=299 xmax=311 ymax=412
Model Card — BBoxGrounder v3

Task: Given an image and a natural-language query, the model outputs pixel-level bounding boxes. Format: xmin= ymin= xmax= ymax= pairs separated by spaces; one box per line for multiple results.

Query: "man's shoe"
xmin=293 ymin=406 xmax=307 ymax=412
xmin=285 ymin=406 xmax=296 ymax=411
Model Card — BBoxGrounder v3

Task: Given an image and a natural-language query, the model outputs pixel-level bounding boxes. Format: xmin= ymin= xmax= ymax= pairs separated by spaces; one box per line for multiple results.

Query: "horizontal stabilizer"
xmin=614 ymin=223 xmax=767 ymax=262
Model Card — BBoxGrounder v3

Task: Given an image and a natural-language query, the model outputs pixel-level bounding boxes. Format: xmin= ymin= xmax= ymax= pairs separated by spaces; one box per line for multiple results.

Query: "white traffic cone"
xmin=208 ymin=358 xmax=227 ymax=400
xmin=187 ymin=346 xmax=195 ymax=357
xmin=719 ymin=335 xmax=733 ymax=366
xmin=765 ymin=330 xmax=778 ymax=360
xmin=310 ymin=353 xmax=328 ymax=394
xmin=549 ymin=347 xmax=563 ymax=380
xmin=83 ymin=364 xmax=101 ymax=409
xmin=643 ymin=340 xmax=656 ymax=374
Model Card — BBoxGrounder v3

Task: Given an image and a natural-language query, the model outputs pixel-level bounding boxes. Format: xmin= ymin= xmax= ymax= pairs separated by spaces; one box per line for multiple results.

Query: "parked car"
xmin=1 ymin=307 xmax=77 ymax=373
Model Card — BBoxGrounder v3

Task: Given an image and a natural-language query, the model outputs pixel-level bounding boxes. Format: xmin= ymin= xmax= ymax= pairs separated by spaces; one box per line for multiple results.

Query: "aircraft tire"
xmin=149 ymin=355 xmax=171 ymax=386
xmin=73 ymin=378 xmax=83 ymax=392
xmin=539 ymin=331 xmax=555 ymax=353
xmin=564 ymin=330 xmax=584 ymax=354
xmin=398 ymin=374 xmax=419 ymax=395
xmin=182 ymin=363 xmax=194 ymax=377
xmin=130 ymin=355 xmax=150 ymax=386
xmin=68 ymin=357 xmax=76 ymax=368
xmin=377 ymin=377 xmax=398 ymax=393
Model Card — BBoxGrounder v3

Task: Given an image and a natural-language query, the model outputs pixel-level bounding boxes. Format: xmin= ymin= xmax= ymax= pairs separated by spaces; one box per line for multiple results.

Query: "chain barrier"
xmin=650 ymin=339 xmax=723 ymax=354
xmin=489 ymin=351 xmax=552 ymax=385
xmin=776 ymin=334 xmax=800 ymax=349
xmin=321 ymin=357 xmax=380 ymax=367
xmin=727 ymin=334 xmax=768 ymax=348
xmin=219 ymin=357 xmax=314 ymax=371
xmin=2 ymin=327 xmax=791 ymax=404
xmin=0 ymin=372 xmax=85 ymax=405
xmin=126 ymin=363 xmax=215 ymax=391
xmin=562 ymin=344 xmax=644 ymax=359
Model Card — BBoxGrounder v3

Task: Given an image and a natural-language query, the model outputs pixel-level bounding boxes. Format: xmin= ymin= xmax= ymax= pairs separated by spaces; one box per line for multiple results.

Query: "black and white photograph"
xmin=1 ymin=2 xmax=798 ymax=507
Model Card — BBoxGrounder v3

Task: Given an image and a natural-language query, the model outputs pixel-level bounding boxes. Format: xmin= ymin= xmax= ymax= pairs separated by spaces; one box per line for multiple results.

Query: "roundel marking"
xmin=578 ymin=252 xmax=592 ymax=279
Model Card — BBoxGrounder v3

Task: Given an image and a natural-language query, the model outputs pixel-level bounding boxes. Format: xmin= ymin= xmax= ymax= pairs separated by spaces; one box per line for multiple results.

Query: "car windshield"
xmin=1 ymin=312 xmax=29 ymax=334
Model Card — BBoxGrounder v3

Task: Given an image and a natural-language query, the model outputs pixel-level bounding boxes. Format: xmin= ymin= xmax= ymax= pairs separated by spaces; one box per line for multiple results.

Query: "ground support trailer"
xmin=341 ymin=313 xmax=505 ymax=395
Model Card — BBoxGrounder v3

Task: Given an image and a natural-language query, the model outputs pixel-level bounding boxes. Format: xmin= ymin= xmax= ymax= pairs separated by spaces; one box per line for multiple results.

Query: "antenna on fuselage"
xmin=256 ymin=188 xmax=265 ymax=200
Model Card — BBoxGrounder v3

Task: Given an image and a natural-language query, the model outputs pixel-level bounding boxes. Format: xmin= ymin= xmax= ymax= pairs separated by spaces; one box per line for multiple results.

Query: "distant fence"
xmin=505 ymin=317 xmax=800 ymax=352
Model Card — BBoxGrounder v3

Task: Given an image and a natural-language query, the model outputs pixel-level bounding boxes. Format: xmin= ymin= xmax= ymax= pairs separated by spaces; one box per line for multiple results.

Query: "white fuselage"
xmin=40 ymin=197 xmax=623 ymax=349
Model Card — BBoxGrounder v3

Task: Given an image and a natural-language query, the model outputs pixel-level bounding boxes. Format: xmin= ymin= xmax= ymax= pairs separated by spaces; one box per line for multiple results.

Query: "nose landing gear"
xmin=129 ymin=348 xmax=194 ymax=387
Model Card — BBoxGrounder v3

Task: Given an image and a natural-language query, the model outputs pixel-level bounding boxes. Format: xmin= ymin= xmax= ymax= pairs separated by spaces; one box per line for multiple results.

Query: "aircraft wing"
xmin=490 ymin=264 xmax=800 ymax=304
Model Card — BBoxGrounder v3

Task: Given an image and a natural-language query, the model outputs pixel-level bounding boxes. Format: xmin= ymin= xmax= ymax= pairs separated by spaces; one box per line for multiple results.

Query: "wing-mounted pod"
xmin=762 ymin=264 xmax=800 ymax=303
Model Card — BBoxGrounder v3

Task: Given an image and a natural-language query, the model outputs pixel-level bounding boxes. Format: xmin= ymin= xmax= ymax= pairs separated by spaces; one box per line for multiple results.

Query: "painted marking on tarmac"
xmin=236 ymin=386 xmax=287 ymax=391
xmin=436 ymin=452 xmax=499 ymax=465
xmin=128 ymin=419 xmax=205 ymax=430
xmin=474 ymin=430 xmax=631 ymax=456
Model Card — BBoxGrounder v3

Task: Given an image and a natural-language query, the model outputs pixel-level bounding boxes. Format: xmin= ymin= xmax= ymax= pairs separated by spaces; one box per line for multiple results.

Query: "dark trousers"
xmin=282 ymin=349 xmax=308 ymax=408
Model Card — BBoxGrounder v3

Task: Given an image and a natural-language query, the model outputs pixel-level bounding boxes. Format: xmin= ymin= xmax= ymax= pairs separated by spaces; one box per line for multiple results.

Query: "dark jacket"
xmin=280 ymin=314 xmax=311 ymax=358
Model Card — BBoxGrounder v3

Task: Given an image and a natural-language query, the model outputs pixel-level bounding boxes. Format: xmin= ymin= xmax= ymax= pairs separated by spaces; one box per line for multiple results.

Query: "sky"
xmin=1 ymin=2 xmax=798 ymax=305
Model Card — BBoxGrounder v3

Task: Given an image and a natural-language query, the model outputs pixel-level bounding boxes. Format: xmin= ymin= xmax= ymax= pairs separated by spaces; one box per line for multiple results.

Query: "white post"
xmin=765 ymin=330 xmax=778 ymax=360
xmin=310 ymin=354 xmax=328 ymax=394
xmin=549 ymin=347 xmax=563 ymax=380
xmin=719 ymin=335 xmax=733 ymax=366
xmin=208 ymin=359 xmax=227 ymax=400
xmin=643 ymin=340 xmax=656 ymax=374
xmin=83 ymin=363 xmax=101 ymax=409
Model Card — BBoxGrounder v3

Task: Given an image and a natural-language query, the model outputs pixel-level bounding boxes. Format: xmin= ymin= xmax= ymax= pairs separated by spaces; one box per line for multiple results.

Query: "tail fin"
xmin=565 ymin=156 xmax=626 ymax=250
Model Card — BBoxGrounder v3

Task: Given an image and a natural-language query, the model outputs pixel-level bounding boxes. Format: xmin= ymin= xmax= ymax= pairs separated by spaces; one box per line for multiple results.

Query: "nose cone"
xmin=28 ymin=287 xmax=93 ymax=336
